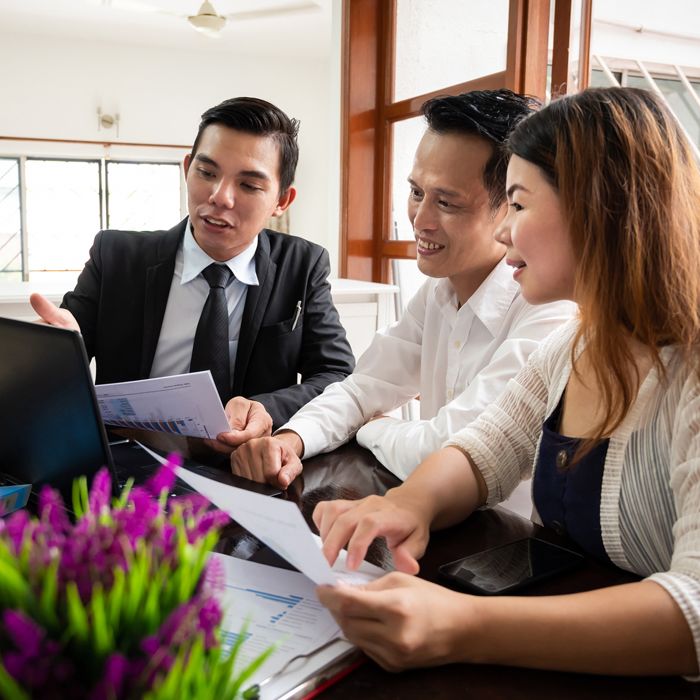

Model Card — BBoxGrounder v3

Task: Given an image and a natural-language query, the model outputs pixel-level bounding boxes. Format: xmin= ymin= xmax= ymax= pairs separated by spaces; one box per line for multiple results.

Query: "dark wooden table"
xmin=131 ymin=433 xmax=698 ymax=699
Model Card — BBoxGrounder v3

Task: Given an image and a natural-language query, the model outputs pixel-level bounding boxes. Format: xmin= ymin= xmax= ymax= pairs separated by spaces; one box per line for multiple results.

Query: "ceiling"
xmin=0 ymin=0 xmax=332 ymax=58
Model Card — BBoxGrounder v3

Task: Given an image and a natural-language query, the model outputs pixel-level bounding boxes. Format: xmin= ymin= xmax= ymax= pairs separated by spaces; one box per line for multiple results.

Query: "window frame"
xmin=0 ymin=156 xmax=23 ymax=279
xmin=339 ymin=0 xmax=590 ymax=283
xmin=0 ymin=150 xmax=185 ymax=280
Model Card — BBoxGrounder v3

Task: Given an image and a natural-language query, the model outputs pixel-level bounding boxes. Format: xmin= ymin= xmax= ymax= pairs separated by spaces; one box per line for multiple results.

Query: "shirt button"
xmin=446 ymin=389 xmax=453 ymax=400
xmin=556 ymin=449 xmax=569 ymax=471
xmin=453 ymin=340 xmax=461 ymax=349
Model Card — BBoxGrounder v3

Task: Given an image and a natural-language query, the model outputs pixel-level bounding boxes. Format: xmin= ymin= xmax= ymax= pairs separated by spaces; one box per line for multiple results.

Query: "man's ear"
xmin=183 ymin=152 xmax=192 ymax=178
xmin=272 ymin=187 xmax=297 ymax=217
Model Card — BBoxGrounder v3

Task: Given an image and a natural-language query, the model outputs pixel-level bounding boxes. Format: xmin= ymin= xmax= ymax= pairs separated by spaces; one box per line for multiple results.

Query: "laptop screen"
xmin=0 ymin=317 xmax=114 ymax=503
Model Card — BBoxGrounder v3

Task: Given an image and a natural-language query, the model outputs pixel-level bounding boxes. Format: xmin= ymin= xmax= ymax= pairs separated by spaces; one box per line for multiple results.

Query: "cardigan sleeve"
xmin=648 ymin=369 xmax=700 ymax=677
xmin=444 ymin=323 xmax=574 ymax=507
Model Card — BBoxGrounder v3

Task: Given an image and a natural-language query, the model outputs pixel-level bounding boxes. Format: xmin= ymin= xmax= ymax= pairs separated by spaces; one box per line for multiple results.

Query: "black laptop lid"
xmin=0 ymin=317 xmax=114 ymax=502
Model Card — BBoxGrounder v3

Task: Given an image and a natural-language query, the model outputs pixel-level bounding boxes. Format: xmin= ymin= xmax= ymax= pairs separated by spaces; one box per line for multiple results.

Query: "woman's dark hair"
xmin=508 ymin=87 xmax=700 ymax=445
xmin=421 ymin=89 xmax=540 ymax=210
xmin=191 ymin=96 xmax=300 ymax=192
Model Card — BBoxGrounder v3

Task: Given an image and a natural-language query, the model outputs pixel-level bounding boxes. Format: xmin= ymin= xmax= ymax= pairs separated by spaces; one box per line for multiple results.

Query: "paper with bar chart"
xmin=95 ymin=371 xmax=230 ymax=439
xmin=215 ymin=553 xmax=360 ymax=699
xmin=216 ymin=554 xmax=342 ymax=678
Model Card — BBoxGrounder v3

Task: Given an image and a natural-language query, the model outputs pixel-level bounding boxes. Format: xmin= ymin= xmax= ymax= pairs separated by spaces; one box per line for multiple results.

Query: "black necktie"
xmin=190 ymin=263 xmax=233 ymax=405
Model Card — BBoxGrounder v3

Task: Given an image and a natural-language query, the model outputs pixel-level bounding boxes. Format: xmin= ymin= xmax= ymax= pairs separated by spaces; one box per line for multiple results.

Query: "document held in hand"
xmin=174 ymin=464 xmax=385 ymax=586
xmin=170 ymin=464 xmax=386 ymax=699
xmin=126 ymin=449 xmax=385 ymax=698
xmin=95 ymin=371 xmax=230 ymax=439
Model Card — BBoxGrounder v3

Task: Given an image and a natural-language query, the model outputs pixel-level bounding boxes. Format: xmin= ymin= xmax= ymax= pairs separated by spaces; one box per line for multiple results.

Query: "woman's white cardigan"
xmin=446 ymin=320 xmax=700 ymax=671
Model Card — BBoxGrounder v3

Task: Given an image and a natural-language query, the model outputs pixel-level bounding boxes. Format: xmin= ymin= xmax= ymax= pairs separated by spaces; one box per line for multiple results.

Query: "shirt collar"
xmin=181 ymin=218 xmax=259 ymax=286
xmin=466 ymin=257 xmax=520 ymax=335
xmin=432 ymin=257 xmax=520 ymax=336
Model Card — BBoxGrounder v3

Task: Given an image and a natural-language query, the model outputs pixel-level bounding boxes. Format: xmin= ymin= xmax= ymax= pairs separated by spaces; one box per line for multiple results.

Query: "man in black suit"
xmin=31 ymin=97 xmax=355 ymax=447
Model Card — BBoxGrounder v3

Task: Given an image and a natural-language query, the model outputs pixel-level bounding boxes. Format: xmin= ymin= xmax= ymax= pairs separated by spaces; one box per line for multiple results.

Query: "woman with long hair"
xmin=313 ymin=87 xmax=700 ymax=677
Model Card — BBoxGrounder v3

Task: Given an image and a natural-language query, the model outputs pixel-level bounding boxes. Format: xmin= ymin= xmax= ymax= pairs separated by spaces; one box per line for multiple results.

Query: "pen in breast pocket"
xmin=292 ymin=300 xmax=302 ymax=330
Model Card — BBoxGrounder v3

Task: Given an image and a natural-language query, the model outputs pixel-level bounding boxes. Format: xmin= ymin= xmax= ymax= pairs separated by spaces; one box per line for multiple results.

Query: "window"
xmin=106 ymin=161 xmax=182 ymax=230
xmin=341 ymin=0 xmax=552 ymax=312
xmin=585 ymin=2 xmax=700 ymax=153
xmin=0 ymin=158 xmax=22 ymax=282
xmin=0 ymin=156 xmax=183 ymax=282
xmin=25 ymin=159 xmax=102 ymax=282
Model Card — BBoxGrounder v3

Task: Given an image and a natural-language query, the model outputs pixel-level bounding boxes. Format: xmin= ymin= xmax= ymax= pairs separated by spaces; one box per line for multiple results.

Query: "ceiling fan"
xmin=100 ymin=0 xmax=321 ymax=38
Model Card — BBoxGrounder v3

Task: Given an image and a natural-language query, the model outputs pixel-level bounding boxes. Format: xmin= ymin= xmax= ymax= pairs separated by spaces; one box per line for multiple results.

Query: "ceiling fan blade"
xmin=224 ymin=1 xmax=320 ymax=22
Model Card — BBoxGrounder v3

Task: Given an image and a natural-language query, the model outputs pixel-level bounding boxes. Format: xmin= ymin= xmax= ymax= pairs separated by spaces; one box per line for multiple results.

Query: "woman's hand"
xmin=312 ymin=491 xmax=431 ymax=573
xmin=317 ymin=573 xmax=477 ymax=671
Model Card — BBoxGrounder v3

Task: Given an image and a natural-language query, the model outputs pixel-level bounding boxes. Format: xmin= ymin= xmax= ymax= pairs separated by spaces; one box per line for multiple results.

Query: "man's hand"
xmin=30 ymin=293 xmax=80 ymax=332
xmin=212 ymin=397 xmax=273 ymax=453
xmin=231 ymin=431 xmax=304 ymax=489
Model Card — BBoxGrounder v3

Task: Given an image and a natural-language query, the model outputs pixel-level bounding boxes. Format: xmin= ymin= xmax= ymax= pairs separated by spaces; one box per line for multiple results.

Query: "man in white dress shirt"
xmin=231 ymin=90 xmax=576 ymax=497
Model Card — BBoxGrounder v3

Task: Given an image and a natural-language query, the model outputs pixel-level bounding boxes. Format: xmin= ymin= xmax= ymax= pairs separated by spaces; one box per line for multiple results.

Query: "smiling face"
xmin=408 ymin=130 xmax=506 ymax=304
xmin=184 ymin=124 xmax=295 ymax=261
xmin=496 ymin=155 xmax=576 ymax=304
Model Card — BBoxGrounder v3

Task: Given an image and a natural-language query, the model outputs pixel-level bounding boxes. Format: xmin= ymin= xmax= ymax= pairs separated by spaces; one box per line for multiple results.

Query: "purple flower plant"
xmin=0 ymin=453 xmax=233 ymax=699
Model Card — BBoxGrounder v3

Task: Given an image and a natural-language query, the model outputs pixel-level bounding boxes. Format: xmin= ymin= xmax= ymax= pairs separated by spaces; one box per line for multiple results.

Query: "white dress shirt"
xmin=281 ymin=257 xmax=576 ymax=479
xmin=149 ymin=220 xmax=259 ymax=381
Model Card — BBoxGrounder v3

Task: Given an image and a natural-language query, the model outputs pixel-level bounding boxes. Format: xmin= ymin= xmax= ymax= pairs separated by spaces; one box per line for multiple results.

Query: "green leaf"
xmin=65 ymin=582 xmax=90 ymax=642
xmin=106 ymin=566 xmax=126 ymax=632
xmin=38 ymin=559 xmax=59 ymax=629
xmin=0 ymin=557 xmax=31 ymax=608
xmin=0 ymin=662 xmax=30 ymax=700
xmin=89 ymin=585 xmax=114 ymax=655
xmin=71 ymin=476 xmax=89 ymax=518
xmin=229 ymin=642 xmax=277 ymax=698
xmin=114 ymin=477 xmax=134 ymax=509
xmin=179 ymin=635 xmax=205 ymax=690
xmin=142 ymin=570 xmax=164 ymax=631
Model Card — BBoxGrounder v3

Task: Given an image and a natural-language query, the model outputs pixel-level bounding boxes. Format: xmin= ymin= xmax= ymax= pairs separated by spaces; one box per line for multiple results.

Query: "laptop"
xmin=0 ymin=316 xmax=280 ymax=509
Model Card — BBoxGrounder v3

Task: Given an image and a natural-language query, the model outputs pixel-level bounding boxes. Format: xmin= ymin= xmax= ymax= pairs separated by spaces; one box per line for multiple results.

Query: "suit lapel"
xmin=139 ymin=221 xmax=186 ymax=378
xmin=233 ymin=230 xmax=276 ymax=395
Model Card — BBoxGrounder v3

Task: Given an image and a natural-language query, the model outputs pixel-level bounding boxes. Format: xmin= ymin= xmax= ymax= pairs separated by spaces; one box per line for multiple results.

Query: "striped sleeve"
xmin=648 ymin=370 xmax=700 ymax=678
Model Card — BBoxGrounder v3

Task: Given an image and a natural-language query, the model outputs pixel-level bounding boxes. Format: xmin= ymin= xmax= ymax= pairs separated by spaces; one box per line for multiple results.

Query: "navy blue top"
xmin=533 ymin=394 xmax=612 ymax=564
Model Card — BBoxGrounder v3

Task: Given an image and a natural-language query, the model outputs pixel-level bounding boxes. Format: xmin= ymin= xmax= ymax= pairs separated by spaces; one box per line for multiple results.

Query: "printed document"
xmin=133 ymin=451 xmax=387 ymax=697
xmin=95 ymin=371 xmax=229 ymax=439
xmin=215 ymin=553 xmax=355 ymax=698
xmin=174 ymin=465 xmax=385 ymax=586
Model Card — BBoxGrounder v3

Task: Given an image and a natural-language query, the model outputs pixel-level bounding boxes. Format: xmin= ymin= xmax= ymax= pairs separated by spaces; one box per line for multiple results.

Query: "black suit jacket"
xmin=62 ymin=220 xmax=355 ymax=428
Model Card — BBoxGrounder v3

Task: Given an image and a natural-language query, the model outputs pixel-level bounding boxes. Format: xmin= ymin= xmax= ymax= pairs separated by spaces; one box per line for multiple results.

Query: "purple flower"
xmin=0 ymin=449 xmax=234 ymax=699
xmin=4 ymin=610 xmax=44 ymax=657
xmin=144 ymin=455 xmax=180 ymax=499
xmin=126 ymin=487 xmax=160 ymax=522
xmin=88 ymin=467 xmax=113 ymax=516
xmin=198 ymin=597 xmax=223 ymax=648
xmin=2 ymin=611 xmax=68 ymax=690
xmin=89 ymin=653 xmax=129 ymax=700
xmin=38 ymin=486 xmax=71 ymax=534
xmin=171 ymin=493 xmax=211 ymax=520
xmin=4 ymin=509 xmax=31 ymax=554
xmin=202 ymin=555 xmax=226 ymax=598
xmin=159 ymin=601 xmax=197 ymax=647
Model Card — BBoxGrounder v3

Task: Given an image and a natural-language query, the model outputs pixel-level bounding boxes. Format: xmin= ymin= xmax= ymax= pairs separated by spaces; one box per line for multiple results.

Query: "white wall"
xmin=0 ymin=31 xmax=341 ymax=271
xmin=590 ymin=0 xmax=700 ymax=68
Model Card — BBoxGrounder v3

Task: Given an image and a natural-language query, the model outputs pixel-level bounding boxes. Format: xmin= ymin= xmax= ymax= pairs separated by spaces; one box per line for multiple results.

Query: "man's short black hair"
xmin=191 ymin=96 xmax=300 ymax=193
xmin=421 ymin=89 xmax=540 ymax=210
